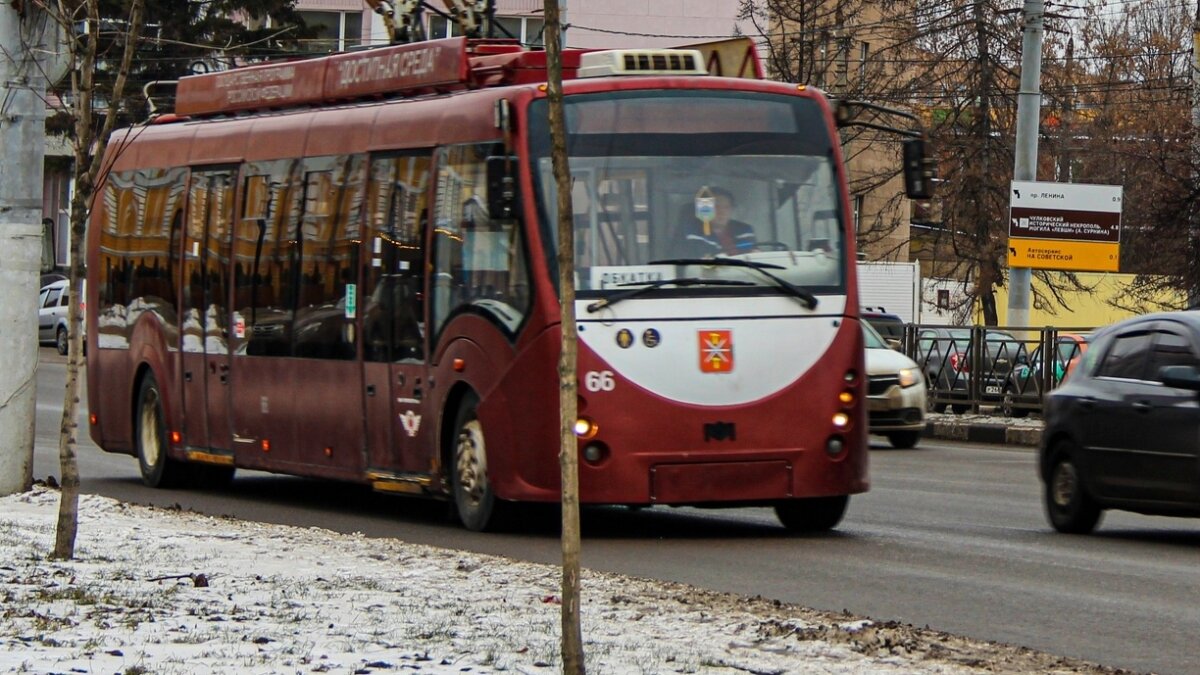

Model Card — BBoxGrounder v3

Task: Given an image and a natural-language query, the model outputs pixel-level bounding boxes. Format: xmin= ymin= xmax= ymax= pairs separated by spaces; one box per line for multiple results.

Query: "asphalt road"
xmin=31 ymin=348 xmax=1200 ymax=675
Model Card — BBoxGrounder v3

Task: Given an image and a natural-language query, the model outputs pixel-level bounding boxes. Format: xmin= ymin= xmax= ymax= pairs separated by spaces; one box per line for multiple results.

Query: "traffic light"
xmin=902 ymin=138 xmax=937 ymax=200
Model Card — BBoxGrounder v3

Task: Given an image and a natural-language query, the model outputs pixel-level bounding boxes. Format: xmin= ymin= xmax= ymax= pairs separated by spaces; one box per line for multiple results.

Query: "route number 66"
xmin=584 ymin=370 xmax=616 ymax=392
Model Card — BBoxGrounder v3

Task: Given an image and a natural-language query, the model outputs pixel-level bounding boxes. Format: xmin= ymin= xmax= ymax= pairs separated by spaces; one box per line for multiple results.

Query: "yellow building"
xmin=984 ymin=272 xmax=1184 ymax=329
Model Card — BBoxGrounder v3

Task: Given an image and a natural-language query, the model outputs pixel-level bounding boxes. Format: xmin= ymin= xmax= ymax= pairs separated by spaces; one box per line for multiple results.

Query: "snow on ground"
xmin=0 ymin=487 xmax=1123 ymax=675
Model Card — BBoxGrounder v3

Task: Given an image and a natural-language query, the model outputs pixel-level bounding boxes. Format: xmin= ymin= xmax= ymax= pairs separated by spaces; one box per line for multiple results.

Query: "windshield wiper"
xmin=648 ymin=257 xmax=819 ymax=310
xmin=585 ymin=277 xmax=754 ymax=313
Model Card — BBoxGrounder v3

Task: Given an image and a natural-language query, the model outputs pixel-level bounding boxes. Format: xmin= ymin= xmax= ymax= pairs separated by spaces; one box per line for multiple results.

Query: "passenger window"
xmin=292 ymin=156 xmax=365 ymax=360
xmin=43 ymin=288 xmax=62 ymax=308
xmin=1147 ymin=329 xmax=1197 ymax=380
xmin=430 ymin=143 xmax=531 ymax=338
xmin=234 ymin=159 xmax=303 ymax=357
xmin=1095 ymin=331 xmax=1154 ymax=380
xmin=364 ymin=152 xmax=431 ymax=363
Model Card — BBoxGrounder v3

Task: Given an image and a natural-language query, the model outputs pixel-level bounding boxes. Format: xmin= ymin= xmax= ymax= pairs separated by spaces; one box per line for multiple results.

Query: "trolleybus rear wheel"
xmin=774 ymin=495 xmax=848 ymax=532
xmin=136 ymin=372 xmax=184 ymax=488
xmin=452 ymin=394 xmax=498 ymax=531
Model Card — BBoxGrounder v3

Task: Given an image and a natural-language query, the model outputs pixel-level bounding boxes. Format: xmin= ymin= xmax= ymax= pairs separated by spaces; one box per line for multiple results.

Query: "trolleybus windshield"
xmin=528 ymin=90 xmax=846 ymax=298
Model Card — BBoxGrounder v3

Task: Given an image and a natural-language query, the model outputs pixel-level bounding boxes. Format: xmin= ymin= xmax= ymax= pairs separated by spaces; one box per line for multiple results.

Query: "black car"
xmin=862 ymin=307 xmax=905 ymax=343
xmin=1040 ymin=312 xmax=1200 ymax=534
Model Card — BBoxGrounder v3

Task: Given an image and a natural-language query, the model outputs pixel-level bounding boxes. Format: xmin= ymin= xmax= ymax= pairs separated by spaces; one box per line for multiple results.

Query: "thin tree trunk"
xmin=52 ymin=0 xmax=145 ymax=560
xmin=544 ymin=1 xmax=584 ymax=672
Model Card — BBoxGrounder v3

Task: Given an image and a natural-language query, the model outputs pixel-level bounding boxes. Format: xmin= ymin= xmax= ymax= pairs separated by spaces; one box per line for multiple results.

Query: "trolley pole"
xmin=1007 ymin=0 xmax=1044 ymax=328
xmin=0 ymin=2 xmax=48 ymax=496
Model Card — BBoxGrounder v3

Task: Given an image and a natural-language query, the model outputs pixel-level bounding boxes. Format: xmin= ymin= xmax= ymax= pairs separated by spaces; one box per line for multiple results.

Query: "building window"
xmin=853 ymin=194 xmax=865 ymax=232
xmin=299 ymin=11 xmax=363 ymax=52
xmin=428 ymin=14 xmax=544 ymax=46
xmin=859 ymin=41 xmax=869 ymax=79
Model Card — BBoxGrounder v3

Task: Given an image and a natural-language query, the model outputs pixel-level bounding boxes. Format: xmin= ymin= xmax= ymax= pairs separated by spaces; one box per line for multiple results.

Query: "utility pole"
xmin=1007 ymin=0 xmax=1044 ymax=329
xmin=0 ymin=2 xmax=48 ymax=496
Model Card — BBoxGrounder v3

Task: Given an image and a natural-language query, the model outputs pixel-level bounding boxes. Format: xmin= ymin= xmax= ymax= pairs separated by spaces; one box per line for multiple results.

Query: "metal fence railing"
xmin=897 ymin=324 xmax=1094 ymax=417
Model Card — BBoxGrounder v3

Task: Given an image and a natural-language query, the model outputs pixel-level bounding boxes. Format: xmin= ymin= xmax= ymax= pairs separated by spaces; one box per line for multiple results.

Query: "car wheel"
xmin=136 ymin=372 xmax=185 ymax=488
xmin=451 ymin=393 xmax=506 ymax=531
xmin=56 ymin=327 xmax=68 ymax=355
xmin=926 ymin=377 xmax=948 ymax=413
xmin=887 ymin=430 xmax=921 ymax=449
xmin=951 ymin=403 xmax=970 ymax=414
xmin=1044 ymin=441 xmax=1102 ymax=534
xmin=774 ymin=495 xmax=848 ymax=532
xmin=1001 ymin=385 xmax=1029 ymax=418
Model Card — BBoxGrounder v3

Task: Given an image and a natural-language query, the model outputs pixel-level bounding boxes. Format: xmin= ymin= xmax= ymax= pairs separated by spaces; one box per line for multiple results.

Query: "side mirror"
xmin=886 ymin=338 xmax=902 ymax=351
xmin=902 ymin=138 xmax=936 ymax=200
xmin=486 ymin=156 xmax=518 ymax=221
xmin=1159 ymin=364 xmax=1200 ymax=391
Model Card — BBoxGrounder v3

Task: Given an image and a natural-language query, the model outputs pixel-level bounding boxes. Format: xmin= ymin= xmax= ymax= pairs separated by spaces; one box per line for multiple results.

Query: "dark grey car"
xmin=1039 ymin=311 xmax=1200 ymax=534
xmin=914 ymin=327 xmax=1022 ymax=413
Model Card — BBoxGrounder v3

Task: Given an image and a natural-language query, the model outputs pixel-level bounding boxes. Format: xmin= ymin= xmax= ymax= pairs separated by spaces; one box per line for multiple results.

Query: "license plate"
xmin=985 ymin=385 xmax=1001 ymax=394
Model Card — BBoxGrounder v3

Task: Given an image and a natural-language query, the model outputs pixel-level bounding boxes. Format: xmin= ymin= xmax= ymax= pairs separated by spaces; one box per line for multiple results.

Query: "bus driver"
xmin=677 ymin=186 xmax=756 ymax=256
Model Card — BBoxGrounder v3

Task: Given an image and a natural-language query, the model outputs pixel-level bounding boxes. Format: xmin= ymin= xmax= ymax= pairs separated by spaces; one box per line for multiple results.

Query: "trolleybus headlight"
xmin=574 ymin=417 xmax=599 ymax=440
xmin=838 ymin=390 xmax=855 ymax=406
xmin=832 ymin=412 xmax=851 ymax=430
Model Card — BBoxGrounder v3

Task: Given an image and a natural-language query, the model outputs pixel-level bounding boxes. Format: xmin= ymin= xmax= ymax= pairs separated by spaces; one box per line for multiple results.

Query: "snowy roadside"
xmin=0 ymin=487 xmax=1128 ymax=675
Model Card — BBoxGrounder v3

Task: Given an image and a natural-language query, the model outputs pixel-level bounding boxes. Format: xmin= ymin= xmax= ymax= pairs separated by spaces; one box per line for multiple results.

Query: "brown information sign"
xmin=1008 ymin=180 xmax=1122 ymax=273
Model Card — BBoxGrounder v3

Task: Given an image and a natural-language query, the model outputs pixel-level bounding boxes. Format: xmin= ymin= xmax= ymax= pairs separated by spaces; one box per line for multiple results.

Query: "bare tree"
xmin=544 ymin=1 xmax=585 ymax=672
xmin=30 ymin=0 xmax=145 ymax=559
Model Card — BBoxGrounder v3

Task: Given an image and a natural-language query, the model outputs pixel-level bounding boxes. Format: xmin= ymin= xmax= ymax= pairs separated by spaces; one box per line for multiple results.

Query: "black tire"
xmin=926 ymin=377 xmax=948 ymax=413
xmin=1044 ymin=441 xmax=1102 ymax=534
xmin=951 ymin=403 xmax=970 ymax=415
xmin=136 ymin=372 xmax=185 ymax=488
xmin=451 ymin=393 xmax=502 ymax=531
xmin=887 ymin=430 xmax=921 ymax=449
xmin=1001 ymin=386 xmax=1029 ymax=419
xmin=56 ymin=327 xmax=68 ymax=356
xmin=774 ymin=495 xmax=848 ymax=532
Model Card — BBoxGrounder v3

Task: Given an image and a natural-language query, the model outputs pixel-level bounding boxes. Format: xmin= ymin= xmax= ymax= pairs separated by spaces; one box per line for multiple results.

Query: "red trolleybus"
xmin=86 ymin=38 xmax=925 ymax=531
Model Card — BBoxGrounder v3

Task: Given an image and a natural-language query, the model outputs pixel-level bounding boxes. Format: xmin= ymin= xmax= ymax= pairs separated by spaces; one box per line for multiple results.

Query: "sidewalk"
xmin=922 ymin=411 xmax=1044 ymax=447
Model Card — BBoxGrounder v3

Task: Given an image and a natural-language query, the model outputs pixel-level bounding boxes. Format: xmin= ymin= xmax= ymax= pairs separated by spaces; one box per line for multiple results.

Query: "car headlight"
xmin=898 ymin=367 xmax=921 ymax=388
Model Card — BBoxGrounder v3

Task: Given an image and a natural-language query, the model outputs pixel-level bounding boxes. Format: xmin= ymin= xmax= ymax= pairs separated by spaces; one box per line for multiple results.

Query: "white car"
xmin=38 ymin=278 xmax=85 ymax=355
xmin=864 ymin=321 xmax=926 ymax=448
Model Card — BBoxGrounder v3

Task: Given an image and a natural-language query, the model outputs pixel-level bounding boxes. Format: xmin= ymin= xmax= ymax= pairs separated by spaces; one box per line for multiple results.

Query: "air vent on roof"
xmin=577 ymin=49 xmax=708 ymax=78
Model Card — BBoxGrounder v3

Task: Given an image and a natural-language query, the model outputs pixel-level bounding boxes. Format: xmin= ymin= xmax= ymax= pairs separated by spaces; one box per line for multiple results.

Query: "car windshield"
xmin=863 ymin=321 xmax=889 ymax=349
xmin=528 ymin=91 xmax=845 ymax=296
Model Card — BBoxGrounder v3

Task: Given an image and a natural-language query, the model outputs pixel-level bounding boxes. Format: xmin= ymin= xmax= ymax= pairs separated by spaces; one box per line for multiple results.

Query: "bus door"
xmin=181 ymin=167 xmax=235 ymax=453
xmin=229 ymin=160 xmax=302 ymax=464
xmin=289 ymin=156 xmax=367 ymax=471
xmin=362 ymin=153 xmax=435 ymax=475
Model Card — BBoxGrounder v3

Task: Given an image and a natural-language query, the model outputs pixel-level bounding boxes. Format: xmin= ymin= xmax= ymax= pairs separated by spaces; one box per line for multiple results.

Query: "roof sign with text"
xmin=175 ymin=38 xmax=470 ymax=117
xmin=1007 ymin=180 xmax=1122 ymax=273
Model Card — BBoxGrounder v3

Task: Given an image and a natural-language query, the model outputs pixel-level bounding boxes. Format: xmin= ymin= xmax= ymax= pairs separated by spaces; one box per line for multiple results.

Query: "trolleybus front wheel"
xmin=774 ymin=495 xmax=848 ymax=532
xmin=451 ymin=394 xmax=501 ymax=531
xmin=136 ymin=372 xmax=185 ymax=488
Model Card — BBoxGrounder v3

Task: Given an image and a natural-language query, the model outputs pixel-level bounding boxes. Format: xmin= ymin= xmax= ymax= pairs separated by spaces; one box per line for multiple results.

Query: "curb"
xmin=923 ymin=421 xmax=1042 ymax=447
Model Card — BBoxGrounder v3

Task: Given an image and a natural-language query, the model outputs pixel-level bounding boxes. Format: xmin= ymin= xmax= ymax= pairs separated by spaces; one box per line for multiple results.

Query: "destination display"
xmin=175 ymin=38 xmax=470 ymax=116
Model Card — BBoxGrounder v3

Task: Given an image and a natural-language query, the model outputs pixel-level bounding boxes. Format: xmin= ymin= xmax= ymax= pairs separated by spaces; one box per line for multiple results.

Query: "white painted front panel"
xmin=577 ymin=295 xmax=848 ymax=406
